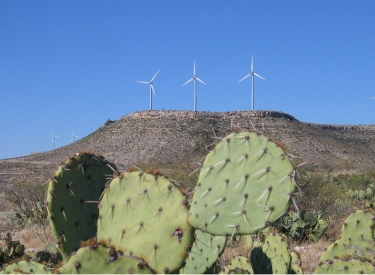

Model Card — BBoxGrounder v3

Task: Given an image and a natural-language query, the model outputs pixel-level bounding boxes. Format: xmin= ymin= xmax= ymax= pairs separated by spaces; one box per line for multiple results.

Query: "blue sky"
xmin=1 ymin=1 xmax=374 ymax=159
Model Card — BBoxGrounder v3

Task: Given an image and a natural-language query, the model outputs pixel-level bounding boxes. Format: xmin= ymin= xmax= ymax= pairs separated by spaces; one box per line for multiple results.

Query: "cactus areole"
xmin=188 ymin=132 xmax=297 ymax=236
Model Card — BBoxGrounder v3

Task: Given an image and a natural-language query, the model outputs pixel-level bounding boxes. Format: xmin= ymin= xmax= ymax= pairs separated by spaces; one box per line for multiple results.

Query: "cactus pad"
xmin=315 ymin=209 xmax=375 ymax=273
xmin=181 ymin=229 xmax=226 ymax=274
xmin=97 ymin=171 xmax=194 ymax=274
xmin=223 ymin=256 xmax=253 ymax=274
xmin=46 ymin=152 xmax=116 ymax=258
xmin=2 ymin=260 xmax=51 ymax=274
xmin=189 ymin=132 xmax=296 ymax=236
xmin=250 ymin=233 xmax=291 ymax=274
xmin=57 ymin=243 xmax=153 ymax=274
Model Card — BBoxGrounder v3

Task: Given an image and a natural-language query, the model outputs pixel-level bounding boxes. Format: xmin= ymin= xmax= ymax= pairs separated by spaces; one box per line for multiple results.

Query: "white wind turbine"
xmin=51 ymin=132 xmax=59 ymax=151
xmin=238 ymin=55 xmax=266 ymax=110
xmin=136 ymin=70 xmax=160 ymax=110
xmin=71 ymin=130 xmax=79 ymax=143
xmin=182 ymin=61 xmax=206 ymax=112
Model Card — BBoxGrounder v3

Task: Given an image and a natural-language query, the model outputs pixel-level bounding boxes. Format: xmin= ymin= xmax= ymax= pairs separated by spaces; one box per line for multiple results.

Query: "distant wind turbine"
xmin=136 ymin=70 xmax=160 ymax=110
xmin=182 ymin=61 xmax=206 ymax=112
xmin=238 ymin=55 xmax=266 ymax=110
xmin=71 ymin=130 xmax=79 ymax=143
xmin=51 ymin=132 xmax=58 ymax=151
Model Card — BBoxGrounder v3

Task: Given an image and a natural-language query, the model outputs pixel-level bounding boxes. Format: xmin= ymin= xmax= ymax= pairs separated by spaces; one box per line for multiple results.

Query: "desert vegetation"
xmin=1 ymin=110 xmax=375 ymax=273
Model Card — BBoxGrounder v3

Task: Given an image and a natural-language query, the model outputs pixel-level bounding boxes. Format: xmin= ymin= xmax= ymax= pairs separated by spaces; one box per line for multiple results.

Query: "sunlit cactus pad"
xmin=1 ymin=260 xmax=51 ymax=274
xmin=46 ymin=152 xmax=116 ymax=258
xmin=189 ymin=132 xmax=296 ymax=235
xmin=97 ymin=171 xmax=194 ymax=274
xmin=315 ymin=209 xmax=375 ymax=274
xmin=57 ymin=242 xmax=153 ymax=274
xmin=181 ymin=229 xmax=226 ymax=274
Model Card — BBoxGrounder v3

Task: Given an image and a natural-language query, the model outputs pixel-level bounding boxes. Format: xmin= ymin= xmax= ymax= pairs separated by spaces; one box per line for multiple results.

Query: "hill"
xmin=1 ymin=110 xmax=375 ymax=187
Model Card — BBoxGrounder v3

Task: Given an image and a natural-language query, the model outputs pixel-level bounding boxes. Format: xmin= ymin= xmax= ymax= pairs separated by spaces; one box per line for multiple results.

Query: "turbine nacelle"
xmin=182 ymin=61 xmax=206 ymax=112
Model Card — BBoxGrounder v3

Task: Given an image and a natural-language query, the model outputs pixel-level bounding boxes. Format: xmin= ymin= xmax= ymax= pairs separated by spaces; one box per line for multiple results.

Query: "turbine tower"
xmin=51 ymin=132 xmax=58 ymax=151
xmin=182 ymin=61 xmax=206 ymax=112
xmin=136 ymin=70 xmax=160 ymax=110
xmin=238 ymin=55 xmax=266 ymax=110
xmin=71 ymin=130 xmax=79 ymax=143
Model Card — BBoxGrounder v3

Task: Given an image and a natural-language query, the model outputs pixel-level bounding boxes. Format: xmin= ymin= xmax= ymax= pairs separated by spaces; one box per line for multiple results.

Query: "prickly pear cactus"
xmin=181 ymin=229 xmax=226 ymax=274
xmin=290 ymin=251 xmax=303 ymax=274
xmin=189 ymin=132 xmax=297 ymax=236
xmin=223 ymin=256 xmax=253 ymax=274
xmin=97 ymin=171 xmax=194 ymax=274
xmin=250 ymin=233 xmax=291 ymax=274
xmin=46 ymin=152 xmax=116 ymax=258
xmin=1 ymin=260 xmax=51 ymax=274
xmin=57 ymin=242 xmax=153 ymax=274
xmin=314 ymin=209 xmax=375 ymax=274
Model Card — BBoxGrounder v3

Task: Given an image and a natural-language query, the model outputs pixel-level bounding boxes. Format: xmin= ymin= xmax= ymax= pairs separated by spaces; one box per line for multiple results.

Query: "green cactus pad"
xmin=250 ymin=233 xmax=291 ymax=274
xmin=290 ymin=251 xmax=303 ymax=274
xmin=314 ymin=257 xmax=375 ymax=274
xmin=2 ymin=260 xmax=51 ymax=274
xmin=57 ymin=243 xmax=153 ymax=274
xmin=97 ymin=171 xmax=194 ymax=274
xmin=46 ymin=152 xmax=116 ymax=258
xmin=182 ymin=229 xmax=227 ymax=274
xmin=223 ymin=256 xmax=253 ymax=274
xmin=315 ymin=210 xmax=375 ymax=273
xmin=189 ymin=132 xmax=296 ymax=236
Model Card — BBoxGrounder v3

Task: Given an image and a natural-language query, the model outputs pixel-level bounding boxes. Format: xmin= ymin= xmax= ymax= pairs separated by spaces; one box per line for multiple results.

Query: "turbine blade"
xmin=372 ymin=97 xmax=375 ymax=99
xmin=151 ymin=84 xmax=156 ymax=96
xmin=253 ymin=73 xmax=266 ymax=81
xmin=251 ymin=55 xmax=254 ymax=72
xmin=151 ymin=70 xmax=160 ymax=82
xmin=182 ymin=78 xmax=194 ymax=87
xmin=136 ymin=81 xmax=150 ymax=84
xmin=196 ymin=77 xmax=206 ymax=85
xmin=238 ymin=74 xmax=251 ymax=83
xmin=193 ymin=61 xmax=196 ymax=76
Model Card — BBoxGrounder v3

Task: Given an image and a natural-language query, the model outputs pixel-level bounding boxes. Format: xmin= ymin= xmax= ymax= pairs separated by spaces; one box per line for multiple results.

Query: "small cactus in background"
xmin=275 ymin=210 xmax=328 ymax=241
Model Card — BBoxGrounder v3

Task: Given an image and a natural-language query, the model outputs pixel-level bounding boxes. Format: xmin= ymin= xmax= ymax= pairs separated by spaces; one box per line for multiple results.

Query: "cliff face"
xmin=1 ymin=110 xmax=374 ymax=186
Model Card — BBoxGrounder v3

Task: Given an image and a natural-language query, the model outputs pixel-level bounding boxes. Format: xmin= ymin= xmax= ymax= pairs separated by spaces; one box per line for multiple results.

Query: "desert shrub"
xmin=1 ymin=182 xmax=47 ymax=224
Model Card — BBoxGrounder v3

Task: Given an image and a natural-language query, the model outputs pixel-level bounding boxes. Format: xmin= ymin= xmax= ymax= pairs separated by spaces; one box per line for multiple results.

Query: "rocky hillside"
xmin=1 ymin=110 xmax=375 ymax=187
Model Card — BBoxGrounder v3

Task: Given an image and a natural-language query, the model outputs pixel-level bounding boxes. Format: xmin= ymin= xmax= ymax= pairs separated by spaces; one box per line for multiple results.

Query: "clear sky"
xmin=1 ymin=1 xmax=375 ymax=159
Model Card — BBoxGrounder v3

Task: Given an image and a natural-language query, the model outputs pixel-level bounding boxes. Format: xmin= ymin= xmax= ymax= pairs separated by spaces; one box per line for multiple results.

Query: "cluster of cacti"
xmin=276 ymin=210 xmax=328 ymax=241
xmin=11 ymin=132 xmax=375 ymax=274
xmin=348 ymin=183 xmax=375 ymax=209
xmin=0 ymin=233 xmax=25 ymax=269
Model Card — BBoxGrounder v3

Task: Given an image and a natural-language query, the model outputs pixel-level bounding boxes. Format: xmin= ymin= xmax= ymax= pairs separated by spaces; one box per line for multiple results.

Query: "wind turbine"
xmin=136 ymin=70 xmax=160 ymax=110
xmin=182 ymin=61 xmax=206 ymax=112
xmin=51 ymin=132 xmax=58 ymax=151
xmin=238 ymin=55 xmax=266 ymax=110
xmin=71 ymin=130 xmax=79 ymax=143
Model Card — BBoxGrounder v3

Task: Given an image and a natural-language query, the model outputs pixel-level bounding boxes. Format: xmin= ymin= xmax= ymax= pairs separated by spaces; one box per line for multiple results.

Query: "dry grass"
xmin=294 ymin=239 xmax=332 ymax=274
xmin=17 ymin=224 xmax=54 ymax=251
